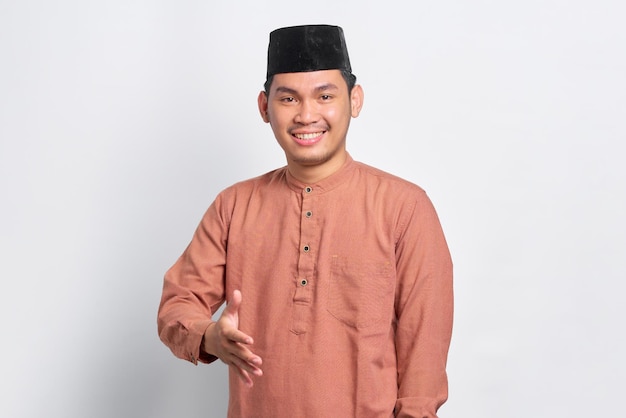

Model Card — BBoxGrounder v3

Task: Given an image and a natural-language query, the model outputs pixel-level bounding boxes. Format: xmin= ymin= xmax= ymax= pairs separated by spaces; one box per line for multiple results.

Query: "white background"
xmin=1 ymin=1 xmax=624 ymax=417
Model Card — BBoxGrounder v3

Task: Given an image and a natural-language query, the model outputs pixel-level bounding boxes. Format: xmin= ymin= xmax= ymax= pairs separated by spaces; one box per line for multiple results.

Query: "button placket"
xmin=301 ymin=186 xmax=314 ymax=256
xmin=291 ymin=184 xmax=317 ymax=334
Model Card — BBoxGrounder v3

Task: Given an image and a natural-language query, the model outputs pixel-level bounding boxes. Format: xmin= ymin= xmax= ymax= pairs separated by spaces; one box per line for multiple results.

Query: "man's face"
xmin=258 ymin=69 xmax=363 ymax=181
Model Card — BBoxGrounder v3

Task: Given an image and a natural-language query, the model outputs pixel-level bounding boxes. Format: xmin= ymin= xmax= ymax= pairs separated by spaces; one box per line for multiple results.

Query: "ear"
xmin=350 ymin=84 xmax=364 ymax=118
xmin=257 ymin=91 xmax=270 ymax=123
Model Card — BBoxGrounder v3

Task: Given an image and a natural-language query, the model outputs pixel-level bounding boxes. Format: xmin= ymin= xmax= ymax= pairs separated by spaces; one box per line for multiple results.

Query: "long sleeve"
xmin=157 ymin=194 xmax=229 ymax=365
xmin=393 ymin=191 xmax=454 ymax=417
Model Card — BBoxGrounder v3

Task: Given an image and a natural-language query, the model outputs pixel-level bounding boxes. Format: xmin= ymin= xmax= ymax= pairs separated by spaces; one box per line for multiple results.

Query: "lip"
xmin=291 ymin=131 xmax=326 ymax=146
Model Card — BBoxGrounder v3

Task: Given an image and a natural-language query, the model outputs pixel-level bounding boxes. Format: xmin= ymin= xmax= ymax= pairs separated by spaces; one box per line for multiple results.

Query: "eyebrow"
xmin=274 ymin=83 xmax=340 ymax=95
xmin=274 ymin=86 xmax=298 ymax=95
xmin=313 ymin=83 xmax=339 ymax=92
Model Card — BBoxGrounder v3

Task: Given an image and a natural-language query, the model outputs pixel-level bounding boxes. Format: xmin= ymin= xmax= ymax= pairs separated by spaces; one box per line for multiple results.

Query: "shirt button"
xmin=300 ymin=279 xmax=308 ymax=286
xmin=303 ymin=245 xmax=310 ymax=252
xmin=305 ymin=211 xmax=312 ymax=218
xmin=304 ymin=186 xmax=313 ymax=193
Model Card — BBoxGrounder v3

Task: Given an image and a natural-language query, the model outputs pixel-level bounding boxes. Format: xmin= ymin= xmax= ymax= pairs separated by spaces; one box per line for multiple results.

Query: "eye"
xmin=280 ymin=96 xmax=296 ymax=103
xmin=320 ymin=94 xmax=332 ymax=101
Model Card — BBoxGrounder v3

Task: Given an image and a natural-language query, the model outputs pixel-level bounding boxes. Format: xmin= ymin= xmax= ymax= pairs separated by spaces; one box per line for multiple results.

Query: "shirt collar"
xmin=284 ymin=153 xmax=356 ymax=194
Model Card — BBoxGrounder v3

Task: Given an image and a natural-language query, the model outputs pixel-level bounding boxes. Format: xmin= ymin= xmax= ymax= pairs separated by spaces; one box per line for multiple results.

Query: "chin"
xmin=291 ymin=151 xmax=332 ymax=166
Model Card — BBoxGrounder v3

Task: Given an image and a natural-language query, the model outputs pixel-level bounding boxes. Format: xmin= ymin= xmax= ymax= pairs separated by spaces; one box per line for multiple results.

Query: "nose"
xmin=294 ymin=99 xmax=319 ymax=125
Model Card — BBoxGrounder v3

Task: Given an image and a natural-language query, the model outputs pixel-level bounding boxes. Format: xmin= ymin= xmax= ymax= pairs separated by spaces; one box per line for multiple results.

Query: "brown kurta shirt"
xmin=158 ymin=155 xmax=453 ymax=417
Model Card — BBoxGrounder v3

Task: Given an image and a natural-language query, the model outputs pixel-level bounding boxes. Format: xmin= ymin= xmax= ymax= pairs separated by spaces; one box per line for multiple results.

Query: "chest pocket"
xmin=327 ymin=256 xmax=395 ymax=329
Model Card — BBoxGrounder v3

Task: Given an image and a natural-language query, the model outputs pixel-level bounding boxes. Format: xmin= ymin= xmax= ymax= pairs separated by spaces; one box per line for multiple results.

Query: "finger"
xmin=221 ymin=327 xmax=254 ymax=345
xmin=223 ymin=351 xmax=262 ymax=390
xmin=237 ymin=367 xmax=254 ymax=388
xmin=226 ymin=341 xmax=263 ymax=368
xmin=228 ymin=352 xmax=263 ymax=377
xmin=223 ymin=289 xmax=242 ymax=316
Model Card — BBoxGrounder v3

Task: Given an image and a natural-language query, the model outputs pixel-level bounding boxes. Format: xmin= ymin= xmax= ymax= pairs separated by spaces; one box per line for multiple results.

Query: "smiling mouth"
xmin=293 ymin=132 xmax=325 ymax=140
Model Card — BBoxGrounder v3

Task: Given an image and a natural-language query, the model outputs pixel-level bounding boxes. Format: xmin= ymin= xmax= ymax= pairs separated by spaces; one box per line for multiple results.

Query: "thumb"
xmin=224 ymin=289 xmax=243 ymax=316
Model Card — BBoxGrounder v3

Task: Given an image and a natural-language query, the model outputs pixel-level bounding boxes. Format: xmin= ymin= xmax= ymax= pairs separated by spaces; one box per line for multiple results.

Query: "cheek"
xmin=269 ymin=107 xmax=293 ymax=126
xmin=323 ymin=107 xmax=339 ymax=122
xmin=327 ymin=107 xmax=351 ymax=127
xmin=324 ymin=101 xmax=351 ymax=123
xmin=268 ymin=114 xmax=292 ymax=138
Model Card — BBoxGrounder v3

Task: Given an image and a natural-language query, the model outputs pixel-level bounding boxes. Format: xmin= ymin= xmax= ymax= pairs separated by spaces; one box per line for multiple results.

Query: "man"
xmin=158 ymin=24 xmax=453 ymax=417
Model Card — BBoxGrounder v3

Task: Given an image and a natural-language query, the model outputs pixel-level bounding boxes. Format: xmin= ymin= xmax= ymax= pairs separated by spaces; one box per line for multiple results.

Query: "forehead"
xmin=270 ymin=69 xmax=346 ymax=93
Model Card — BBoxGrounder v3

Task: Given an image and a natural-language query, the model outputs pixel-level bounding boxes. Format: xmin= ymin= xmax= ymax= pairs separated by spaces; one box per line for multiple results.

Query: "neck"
xmin=287 ymin=152 xmax=347 ymax=184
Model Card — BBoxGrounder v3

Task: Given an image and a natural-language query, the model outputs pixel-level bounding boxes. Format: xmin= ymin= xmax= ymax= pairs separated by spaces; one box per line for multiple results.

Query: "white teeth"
xmin=294 ymin=132 xmax=322 ymax=140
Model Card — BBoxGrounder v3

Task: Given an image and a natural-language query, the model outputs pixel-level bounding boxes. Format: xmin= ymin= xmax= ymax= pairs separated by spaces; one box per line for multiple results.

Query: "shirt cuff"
xmin=189 ymin=319 xmax=215 ymax=365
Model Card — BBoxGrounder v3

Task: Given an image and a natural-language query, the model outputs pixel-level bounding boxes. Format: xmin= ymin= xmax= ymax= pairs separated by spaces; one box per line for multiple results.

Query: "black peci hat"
xmin=266 ymin=24 xmax=352 ymax=78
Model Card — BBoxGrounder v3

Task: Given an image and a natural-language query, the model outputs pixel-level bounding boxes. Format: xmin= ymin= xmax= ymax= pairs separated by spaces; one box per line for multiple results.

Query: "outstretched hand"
xmin=202 ymin=290 xmax=263 ymax=387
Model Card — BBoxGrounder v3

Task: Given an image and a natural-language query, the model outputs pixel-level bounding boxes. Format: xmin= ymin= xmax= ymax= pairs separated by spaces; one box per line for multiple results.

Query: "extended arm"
xmin=157 ymin=195 xmax=262 ymax=385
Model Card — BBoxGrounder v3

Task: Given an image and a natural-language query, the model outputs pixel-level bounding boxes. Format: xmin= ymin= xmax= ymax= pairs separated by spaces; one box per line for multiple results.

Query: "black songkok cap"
xmin=266 ymin=24 xmax=352 ymax=78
